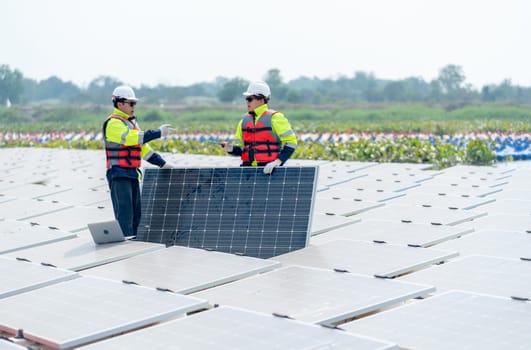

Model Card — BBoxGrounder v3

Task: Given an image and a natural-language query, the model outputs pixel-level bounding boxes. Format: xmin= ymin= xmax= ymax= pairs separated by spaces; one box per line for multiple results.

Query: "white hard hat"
xmin=242 ymin=81 xmax=271 ymax=99
xmin=112 ymin=85 xmax=138 ymax=101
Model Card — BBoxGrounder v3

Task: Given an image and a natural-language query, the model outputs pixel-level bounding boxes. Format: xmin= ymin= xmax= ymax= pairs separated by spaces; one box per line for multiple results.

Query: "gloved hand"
xmin=159 ymin=124 xmax=177 ymax=138
xmin=219 ymin=142 xmax=234 ymax=153
xmin=263 ymin=159 xmax=282 ymax=175
xmin=161 ymin=161 xmax=177 ymax=169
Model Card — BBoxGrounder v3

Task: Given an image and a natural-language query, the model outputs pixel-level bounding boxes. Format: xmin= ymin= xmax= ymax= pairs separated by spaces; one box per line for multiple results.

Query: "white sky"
xmin=2 ymin=0 xmax=530 ymax=89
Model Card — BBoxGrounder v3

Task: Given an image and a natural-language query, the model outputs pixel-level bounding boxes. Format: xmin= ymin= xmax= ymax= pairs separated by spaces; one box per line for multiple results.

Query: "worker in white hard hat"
xmin=220 ymin=81 xmax=298 ymax=174
xmin=103 ymin=85 xmax=176 ymax=236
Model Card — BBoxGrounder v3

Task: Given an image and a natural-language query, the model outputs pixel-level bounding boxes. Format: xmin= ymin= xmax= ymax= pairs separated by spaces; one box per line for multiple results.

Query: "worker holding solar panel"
xmin=103 ymin=85 xmax=177 ymax=237
xmin=220 ymin=81 xmax=298 ymax=174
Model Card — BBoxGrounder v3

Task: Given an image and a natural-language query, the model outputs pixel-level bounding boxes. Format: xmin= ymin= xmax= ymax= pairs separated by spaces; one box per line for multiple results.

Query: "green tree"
xmin=491 ymin=79 xmax=515 ymax=102
xmin=437 ymin=64 xmax=466 ymax=97
xmin=429 ymin=79 xmax=443 ymax=102
xmin=0 ymin=64 xmax=24 ymax=104
xmin=217 ymin=77 xmax=248 ymax=102
xmin=353 ymin=71 xmax=377 ymax=91
xmin=38 ymin=76 xmax=80 ymax=101
xmin=481 ymin=85 xmax=494 ymax=102
xmin=87 ymin=75 xmax=123 ymax=103
xmin=264 ymin=68 xmax=288 ymax=101
xmin=285 ymin=89 xmax=301 ymax=103
xmin=264 ymin=68 xmax=283 ymax=90
xmin=382 ymin=81 xmax=406 ymax=102
xmin=401 ymin=77 xmax=431 ymax=101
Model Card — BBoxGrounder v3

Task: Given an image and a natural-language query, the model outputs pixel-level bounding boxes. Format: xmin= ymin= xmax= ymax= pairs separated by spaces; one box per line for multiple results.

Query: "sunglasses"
xmin=123 ymin=101 xmax=137 ymax=107
xmin=245 ymin=96 xmax=261 ymax=102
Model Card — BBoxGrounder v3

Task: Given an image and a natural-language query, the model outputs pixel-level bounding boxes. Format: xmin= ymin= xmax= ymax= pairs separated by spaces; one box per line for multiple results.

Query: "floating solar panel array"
xmin=311 ymin=219 xmax=474 ymax=247
xmin=6 ymin=234 xmax=163 ymax=271
xmin=0 ymin=256 xmax=78 ymax=299
xmin=400 ymin=255 xmax=531 ymax=299
xmin=342 ymin=291 xmax=531 ymax=350
xmin=0 ymin=276 xmax=208 ymax=349
xmin=1 ymin=148 xmax=530 ymax=350
xmin=81 ymin=245 xmax=281 ymax=294
xmin=310 ymin=212 xmax=360 ymax=235
xmin=80 ymin=306 xmax=398 ymax=350
xmin=136 ymin=167 xmax=318 ymax=258
xmin=274 ymin=240 xmax=458 ymax=278
xmin=314 ymin=161 xmax=377 ymax=191
xmin=0 ymin=220 xmax=76 ymax=254
xmin=193 ymin=266 xmax=435 ymax=325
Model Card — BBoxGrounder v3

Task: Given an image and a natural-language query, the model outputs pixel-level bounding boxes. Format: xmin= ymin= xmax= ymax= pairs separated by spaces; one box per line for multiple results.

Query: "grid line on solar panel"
xmin=137 ymin=167 xmax=317 ymax=258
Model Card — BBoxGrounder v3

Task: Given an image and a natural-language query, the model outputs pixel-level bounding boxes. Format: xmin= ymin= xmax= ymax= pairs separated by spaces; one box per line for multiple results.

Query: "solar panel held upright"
xmin=136 ymin=167 xmax=318 ymax=258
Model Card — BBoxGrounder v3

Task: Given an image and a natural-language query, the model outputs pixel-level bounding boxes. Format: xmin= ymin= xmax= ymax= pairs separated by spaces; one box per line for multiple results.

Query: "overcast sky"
xmin=3 ymin=0 xmax=530 ymax=89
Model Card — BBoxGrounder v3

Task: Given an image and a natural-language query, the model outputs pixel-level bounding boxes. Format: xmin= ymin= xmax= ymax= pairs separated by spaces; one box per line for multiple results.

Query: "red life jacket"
xmin=103 ymin=115 xmax=142 ymax=168
xmin=241 ymin=110 xmax=281 ymax=164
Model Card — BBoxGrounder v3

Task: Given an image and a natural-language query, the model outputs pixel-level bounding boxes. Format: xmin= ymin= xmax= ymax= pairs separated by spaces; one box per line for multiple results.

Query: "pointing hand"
xmin=159 ymin=124 xmax=177 ymax=137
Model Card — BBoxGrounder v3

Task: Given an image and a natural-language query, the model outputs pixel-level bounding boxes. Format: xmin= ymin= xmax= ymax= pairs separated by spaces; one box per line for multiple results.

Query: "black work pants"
xmin=109 ymin=177 xmax=141 ymax=237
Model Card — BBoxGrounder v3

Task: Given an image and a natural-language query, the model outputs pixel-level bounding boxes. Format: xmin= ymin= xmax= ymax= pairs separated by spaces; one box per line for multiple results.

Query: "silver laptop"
xmin=87 ymin=220 xmax=133 ymax=244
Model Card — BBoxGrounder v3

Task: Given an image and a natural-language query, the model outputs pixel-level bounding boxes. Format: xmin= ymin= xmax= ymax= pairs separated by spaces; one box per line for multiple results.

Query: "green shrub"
xmin=464 ymin=140 xmax=496 ymax=165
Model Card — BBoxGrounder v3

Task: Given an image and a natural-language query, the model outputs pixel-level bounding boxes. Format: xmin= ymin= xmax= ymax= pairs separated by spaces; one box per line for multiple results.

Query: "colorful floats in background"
xmin=0 ymin=131 xmax=529 ymax=161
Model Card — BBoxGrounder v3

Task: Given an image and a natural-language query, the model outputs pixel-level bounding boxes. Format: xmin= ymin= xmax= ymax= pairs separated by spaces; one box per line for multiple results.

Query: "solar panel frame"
xmin=79 ymin=306 xmax=399 ymax=350
xmin=311 ymin=213 xmax=360 ymax=235
xmin=313 ymin=198 xmax=385 ymax=216
xmin=81 ymin=246 xmax=281 ymax=294
xmin=460 ymin=214 xmax=531 ymax=234
xmin=137 ymin=167 xmax=318 ymax=258
xmin=358 ymin=204 xmax=487 ymax=226
xmin=406 ymin=183 xmax=503 ymax=197
xmin=274 ymin=240 xmax=459 ymax=278
xmin=23 ymin=205 xmax=116 ymax=232
xmin=331 ymin=178 xmax=421 ymax=193
xmin=37 ymin=188 xmax=110 ymax=207
xmin=0 ymin=220 xmax=77 ymax=254
xmin=192 ymin=265 xmax=435 ymax=326
xmin=479 ymin=199 xmax=531 ymax=215
xmin=317 ymin=187 xmax=406 ymax=202
xmin=0 ymin=276 xmax=208 ymax=349
xmin=399 ymin=255 xmax=531 ymax=299
xmin=0 ymin=183 xmax=72 ymax=200
xmin=400 ymin=192 xmax=496 ymax=210
xmin=5 ymin=235 xmax=163 ymax=271
xmin=0 ymin=257 xmax=79 ymax=299
xmin=310 ymin=219 xmax=474 ymax=247
xmin=0 ymin=339 xmax=28 ymax=349
xmin=342 ymin=291 xmax=531 ymax=350
xmin=0 ymin=198 xmax=74 ymax=221
xmin=435 ymin=229 xmax=531 ymax=259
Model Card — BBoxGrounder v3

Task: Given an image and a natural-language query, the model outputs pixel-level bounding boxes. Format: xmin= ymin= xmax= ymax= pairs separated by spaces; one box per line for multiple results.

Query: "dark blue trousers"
xmin=109 ymin=177 xmax=141 ymax=236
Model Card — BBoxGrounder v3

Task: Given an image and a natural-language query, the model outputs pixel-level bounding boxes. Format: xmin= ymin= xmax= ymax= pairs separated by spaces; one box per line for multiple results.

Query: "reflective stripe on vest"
xmin=103 ymin=115 xmax=142 ymax=168
xmin=241 ymin=110 xmax=281 ymax=163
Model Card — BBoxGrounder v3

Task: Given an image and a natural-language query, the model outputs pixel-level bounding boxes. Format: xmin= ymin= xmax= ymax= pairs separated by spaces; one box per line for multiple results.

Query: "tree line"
xmin=1 ymin=64 xmax=531 ymax=106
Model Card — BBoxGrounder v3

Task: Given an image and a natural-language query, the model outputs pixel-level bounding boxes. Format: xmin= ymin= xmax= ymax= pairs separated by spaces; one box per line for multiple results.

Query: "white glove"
xmin=159 ymin=124 xmax=177 ymax=138
xmin=220 ymin=142 xmax=234 ymax=153
xmin=263 ymin=159 xmax=282 ymax=175
xmin=161 ymin=162 xmax=176 ymax=169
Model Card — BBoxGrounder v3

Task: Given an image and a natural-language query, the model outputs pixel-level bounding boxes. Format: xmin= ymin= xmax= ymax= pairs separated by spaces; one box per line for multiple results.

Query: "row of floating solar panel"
xmin=1 ymin=148 xmax=527 ymax=348
xmin=1 ymin=245 xmax=437 ymax=349
xmin=2 ymin=234 xmax=529 ymax=349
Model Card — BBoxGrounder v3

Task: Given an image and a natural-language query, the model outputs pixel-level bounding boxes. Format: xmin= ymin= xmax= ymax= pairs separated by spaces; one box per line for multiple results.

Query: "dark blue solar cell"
xmin=136 ymin=167 xmax=317 ymax=258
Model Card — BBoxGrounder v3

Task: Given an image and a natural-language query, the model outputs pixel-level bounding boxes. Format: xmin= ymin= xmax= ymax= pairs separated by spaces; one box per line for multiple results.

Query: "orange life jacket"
xmin=241 ymin=110 xmax=281 ymax=164
xmin=103 ymin=115 xmax=142 ymax=168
